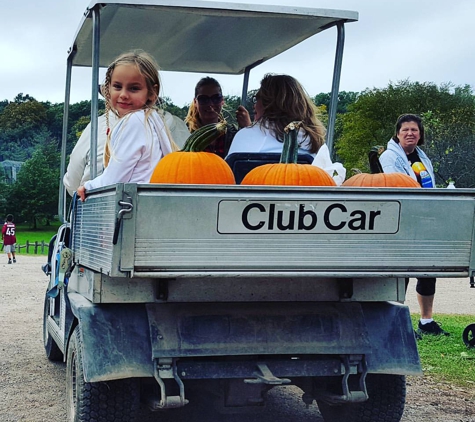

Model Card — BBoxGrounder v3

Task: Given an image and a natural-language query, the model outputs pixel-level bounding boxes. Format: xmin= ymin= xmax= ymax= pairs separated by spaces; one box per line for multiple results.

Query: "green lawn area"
xmin=411 ymin=314 xmax=475 ymax=390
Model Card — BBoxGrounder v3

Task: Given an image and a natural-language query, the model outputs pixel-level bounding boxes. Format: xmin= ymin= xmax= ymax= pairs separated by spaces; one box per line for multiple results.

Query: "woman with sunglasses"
xmin=226 ymin=73 xmax=326 ymax=158
xmin=185 ymin=77 xmax=250 ymax=158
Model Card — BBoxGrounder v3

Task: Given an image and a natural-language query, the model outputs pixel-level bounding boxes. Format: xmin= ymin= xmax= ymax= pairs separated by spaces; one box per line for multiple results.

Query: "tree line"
xmin=0 ymin=80 xmax=474 ymax=227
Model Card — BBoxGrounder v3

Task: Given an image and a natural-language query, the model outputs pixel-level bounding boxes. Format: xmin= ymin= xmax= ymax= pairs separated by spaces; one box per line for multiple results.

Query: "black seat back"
xmin=226 ymin=152 xmax=314 ymax=184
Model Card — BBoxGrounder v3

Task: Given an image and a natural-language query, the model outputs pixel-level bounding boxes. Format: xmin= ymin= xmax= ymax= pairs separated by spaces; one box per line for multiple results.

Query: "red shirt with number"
xmin=2 ymin=222 xmax=16 ymax=246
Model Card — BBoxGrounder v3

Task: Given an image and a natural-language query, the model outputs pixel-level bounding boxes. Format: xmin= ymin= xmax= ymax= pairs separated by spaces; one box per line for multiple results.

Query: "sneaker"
xmin=12 ymin=258 xmax=16 ymax=263
xmin=417 ymin=320 xmax=450 ymax=336
xmin=8 ymin=259 xmax=12 ymax=264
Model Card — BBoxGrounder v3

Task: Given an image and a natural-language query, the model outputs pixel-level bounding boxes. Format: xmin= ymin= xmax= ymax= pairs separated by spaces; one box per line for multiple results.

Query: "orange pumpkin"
xmin=150 ymin=121 xmax=235 ymax=184
xmin=241 ymin=122 xmax=336 ymax=187
xmin=342 ymin=172 xmax=421 ymax=188
xmin=242 ymin=163 xmax=336 ymax=186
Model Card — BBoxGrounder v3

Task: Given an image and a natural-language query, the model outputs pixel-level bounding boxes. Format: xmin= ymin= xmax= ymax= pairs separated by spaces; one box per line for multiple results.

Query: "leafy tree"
xmin=9 ymin=142 xmax=60 ymax=228
xmin=0 ymin=171 xmax=10 ymax=217
xmin=0 ymin=96 xmax=52 ymax=161
xmin=336 ymin=80 xmax=475 ymax=181
xmin=72 ymin=116 xmax=92 ymax=141
xmin=313 ymin=91 xmax=358 ymax=114
xmin=422 ymin=108 xmax=475 ymax=187
xmin=161 ymin=96 xmax=188 ymax=120
xmin=43 ymin=102 xmax=65 ymax=141
xmin=0 ymin=99 xmax=47 ymax=131
xmin=0 ymin=99 xmax=8 ymax=115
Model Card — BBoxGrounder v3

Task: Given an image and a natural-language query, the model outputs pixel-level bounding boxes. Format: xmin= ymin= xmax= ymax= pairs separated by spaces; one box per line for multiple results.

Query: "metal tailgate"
xmin=71 ymin=184 xmax=475 ymax=278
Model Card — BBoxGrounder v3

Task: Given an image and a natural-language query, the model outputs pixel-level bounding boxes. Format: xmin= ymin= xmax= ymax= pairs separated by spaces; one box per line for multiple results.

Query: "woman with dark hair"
xmin=380 ymin=114 xmax=448 ymax=337
xmin=185 ymin=77 xmax=250 ymax=158
xmin=379 ymin=113 xmax=434 ymax=187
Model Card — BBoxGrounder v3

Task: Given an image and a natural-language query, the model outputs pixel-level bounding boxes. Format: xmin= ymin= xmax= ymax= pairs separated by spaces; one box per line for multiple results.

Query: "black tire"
xmin=43 ymin=290 xmax=63 ymax=361
xmin=462 ymin=323 xmax=475 ymax=348
xmin=66 ymin=325 xmax=140 ymax=422
xmin=317 ymin=374 xmax=406 ymax=422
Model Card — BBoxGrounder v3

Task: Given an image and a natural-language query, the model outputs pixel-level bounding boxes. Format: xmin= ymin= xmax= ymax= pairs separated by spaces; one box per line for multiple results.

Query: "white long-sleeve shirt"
xmin=63 ymin=111 xmax=189 ymax=196
xmin=379 ymin=139 xmax=435 ymax=186
xmin=84 ymin=110 xmax=172 ymax=191
xmin=226 ymin=123 xmax=316 ymax=157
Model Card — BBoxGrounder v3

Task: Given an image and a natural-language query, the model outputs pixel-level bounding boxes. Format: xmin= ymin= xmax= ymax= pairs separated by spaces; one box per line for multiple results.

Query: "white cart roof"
xmin=69 ymin=0 xmax=358 ymax=74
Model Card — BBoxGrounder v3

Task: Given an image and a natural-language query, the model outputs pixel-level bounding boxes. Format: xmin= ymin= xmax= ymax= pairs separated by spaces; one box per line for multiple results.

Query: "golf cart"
xmin=42 ymin=2 xmax=475 ymax=421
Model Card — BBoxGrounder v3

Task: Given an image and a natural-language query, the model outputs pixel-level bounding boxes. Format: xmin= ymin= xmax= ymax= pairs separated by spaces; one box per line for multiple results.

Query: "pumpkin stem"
xmin=182 ymin=119 xmax=228 ymax=152
xmin=280 ymin=121 xmax=302 ymax=164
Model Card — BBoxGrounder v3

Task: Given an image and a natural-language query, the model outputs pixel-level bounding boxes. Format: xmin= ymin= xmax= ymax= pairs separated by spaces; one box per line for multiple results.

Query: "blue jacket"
xmin=379 ymin=139 xmax=435 ymax=187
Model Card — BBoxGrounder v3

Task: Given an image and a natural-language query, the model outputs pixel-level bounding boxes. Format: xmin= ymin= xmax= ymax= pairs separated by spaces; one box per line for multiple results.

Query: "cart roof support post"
xmin=326 ymin=22 xmax=345 ymax=158
xmin=90 ymin=6 xmax=101 ymax=181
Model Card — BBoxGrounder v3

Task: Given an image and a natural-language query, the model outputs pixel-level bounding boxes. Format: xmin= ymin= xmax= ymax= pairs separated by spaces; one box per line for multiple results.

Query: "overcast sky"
xmin=1 ymin=0 xmax=474 ymax=107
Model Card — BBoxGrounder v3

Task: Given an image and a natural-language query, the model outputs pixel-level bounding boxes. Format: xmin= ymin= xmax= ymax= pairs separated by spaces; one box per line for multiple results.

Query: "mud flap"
xmin=68 ymin=292 xmax=153 ymax=382
xmin=361 ymin=301 xmax=421 ymax=375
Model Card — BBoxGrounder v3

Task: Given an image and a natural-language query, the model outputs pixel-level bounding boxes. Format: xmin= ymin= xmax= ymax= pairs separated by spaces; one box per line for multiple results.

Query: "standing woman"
xmin=379 ymin=113 xmax=435 ymax=187
xmin=380 ymin=113 xmax=449 ymax=337
xmin=185 ymin=77 xmax=250 ymax=158
xmin=77 ymin=50 xmax=177 ymax=201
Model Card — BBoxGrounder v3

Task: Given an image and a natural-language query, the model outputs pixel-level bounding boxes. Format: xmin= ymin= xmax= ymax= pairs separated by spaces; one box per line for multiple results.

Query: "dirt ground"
xmin=0 ymin=255 xmax=474 ymax=421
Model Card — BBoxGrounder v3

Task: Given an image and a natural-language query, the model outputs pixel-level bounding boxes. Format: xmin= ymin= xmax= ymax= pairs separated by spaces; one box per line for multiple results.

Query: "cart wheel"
xmin=317 ymin=374 xmax=406 ymax=422
xmin=462 ymin=324 xmax=475 ymax=348
xmin=67 ymin=325 xmax=140 ymax=422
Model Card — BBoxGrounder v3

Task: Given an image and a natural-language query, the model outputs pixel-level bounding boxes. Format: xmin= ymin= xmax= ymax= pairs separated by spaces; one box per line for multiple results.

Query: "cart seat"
xmin=226 ymin=152 xmax=314 ymax=184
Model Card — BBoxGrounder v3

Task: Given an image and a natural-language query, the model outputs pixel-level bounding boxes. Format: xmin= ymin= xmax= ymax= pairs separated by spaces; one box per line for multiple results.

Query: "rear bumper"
xmin=68 ymin=294 xmax=421 ymax=382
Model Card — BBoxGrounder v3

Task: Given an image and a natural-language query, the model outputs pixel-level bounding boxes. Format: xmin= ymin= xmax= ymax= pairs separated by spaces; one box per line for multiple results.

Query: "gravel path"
xmin=0 ymin=255 xmax=474 ymax=421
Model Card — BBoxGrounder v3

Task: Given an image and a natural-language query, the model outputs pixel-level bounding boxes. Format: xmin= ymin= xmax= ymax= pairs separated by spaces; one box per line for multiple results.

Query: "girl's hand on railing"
xmin=77 ymin=186 xmax=87 ymax=202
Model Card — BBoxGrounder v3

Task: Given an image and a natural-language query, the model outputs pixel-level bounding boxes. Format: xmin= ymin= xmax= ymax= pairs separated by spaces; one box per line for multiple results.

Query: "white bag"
xmin=312 ymin=144 xmax=346 ymax=186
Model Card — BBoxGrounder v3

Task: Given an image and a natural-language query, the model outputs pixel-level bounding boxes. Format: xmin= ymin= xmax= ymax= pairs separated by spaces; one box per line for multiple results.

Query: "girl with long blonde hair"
xmin=77 ymin=50 xmax=177 ymax=201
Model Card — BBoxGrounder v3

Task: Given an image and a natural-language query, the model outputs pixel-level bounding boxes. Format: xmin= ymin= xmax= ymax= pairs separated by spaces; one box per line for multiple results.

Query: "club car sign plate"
xmin=217 ymin=200 xmax=400 ymax=234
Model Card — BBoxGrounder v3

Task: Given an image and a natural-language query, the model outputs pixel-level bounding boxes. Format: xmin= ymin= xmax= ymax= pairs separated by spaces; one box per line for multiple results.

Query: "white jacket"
xmin=379 ymin=139 xmax=435 ymax=186
xmin=226 ymin=123 xmax=316 ymax=157
xmin=63 ymin=111 xmax=189 ymax=196
xmin=83 ymin=110 xmax=173 ymax=191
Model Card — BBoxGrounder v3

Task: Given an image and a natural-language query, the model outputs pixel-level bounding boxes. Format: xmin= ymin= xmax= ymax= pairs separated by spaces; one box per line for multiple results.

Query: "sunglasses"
xmin=196 ymin=94 xmax=223 ymax=106
xmin=251 ymin=93 xmax=261 ymax=104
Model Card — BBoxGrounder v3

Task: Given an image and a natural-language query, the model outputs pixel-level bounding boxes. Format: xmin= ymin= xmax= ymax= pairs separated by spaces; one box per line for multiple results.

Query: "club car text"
xmin=218 ymin=200 xmax=400 ymax=234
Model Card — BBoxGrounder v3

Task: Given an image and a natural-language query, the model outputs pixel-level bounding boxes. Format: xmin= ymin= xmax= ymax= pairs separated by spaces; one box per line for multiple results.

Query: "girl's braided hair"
xmin=101 ymin=50 xmax=164 ymax=165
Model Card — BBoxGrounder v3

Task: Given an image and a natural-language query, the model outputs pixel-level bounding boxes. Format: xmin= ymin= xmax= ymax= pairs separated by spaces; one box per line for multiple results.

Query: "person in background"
xmin=2 ymin=214 xmax=17 ymax=264
xmin=226 ymin=73 xmax=326 ymax=158
xmin=76 ymin=50 xmax=177 ymax=201
xmin=380 ymin=113 xmax=449 ymax=337
xmin=185 ymin=77 xmax=251 ymax=158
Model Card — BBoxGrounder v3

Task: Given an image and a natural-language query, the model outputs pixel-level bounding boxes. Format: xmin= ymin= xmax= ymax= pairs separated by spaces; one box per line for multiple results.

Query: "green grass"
xmin=11 ymin=221 xmax=62 ymax=255
xmin=411 ymin=314 xmax=475 ymax=390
